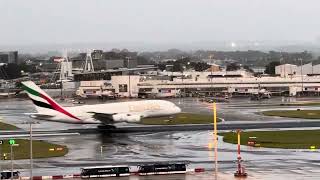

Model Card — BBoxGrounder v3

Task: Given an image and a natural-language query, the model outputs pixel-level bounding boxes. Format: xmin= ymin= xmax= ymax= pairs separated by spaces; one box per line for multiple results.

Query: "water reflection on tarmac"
xmin=1 ymin=98 xmax=320 ymax=179
xmin=33 ymin=131 xmax=320 ymax=179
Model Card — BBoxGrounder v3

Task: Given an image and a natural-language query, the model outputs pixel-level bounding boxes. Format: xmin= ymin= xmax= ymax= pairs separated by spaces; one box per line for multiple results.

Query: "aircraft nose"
xmin=175 ymin=106 xmax=181 ymax=113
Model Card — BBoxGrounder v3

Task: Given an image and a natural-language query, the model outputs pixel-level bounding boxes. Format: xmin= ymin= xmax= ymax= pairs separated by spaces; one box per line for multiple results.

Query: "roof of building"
xmin=74 ymin=67 xmax=158 ymax=75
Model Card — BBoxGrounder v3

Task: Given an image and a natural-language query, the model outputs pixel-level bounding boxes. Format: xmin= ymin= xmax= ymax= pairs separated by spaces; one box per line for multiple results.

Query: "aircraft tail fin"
xmin=20 ymin=81 xmax=80 ymax=120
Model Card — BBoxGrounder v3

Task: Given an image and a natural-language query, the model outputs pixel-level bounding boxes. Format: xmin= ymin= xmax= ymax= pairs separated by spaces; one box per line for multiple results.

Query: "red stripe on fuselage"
xmin=40 ymin=94 xmax=81 ymax=121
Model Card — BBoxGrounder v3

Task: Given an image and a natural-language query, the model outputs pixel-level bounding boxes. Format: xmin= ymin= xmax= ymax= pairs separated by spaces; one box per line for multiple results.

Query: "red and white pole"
xmin=234 ymin=129 xmax=247 ymax=177
xmin=237 ymin=129 xmax=242 ymax=174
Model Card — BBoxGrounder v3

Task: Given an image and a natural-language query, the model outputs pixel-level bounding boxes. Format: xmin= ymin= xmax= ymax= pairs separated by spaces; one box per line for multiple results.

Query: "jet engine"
xmin=126 ymin=115 xmax=141 ymax=123
xmin=112 ymin=114 xmax=141 ymax=123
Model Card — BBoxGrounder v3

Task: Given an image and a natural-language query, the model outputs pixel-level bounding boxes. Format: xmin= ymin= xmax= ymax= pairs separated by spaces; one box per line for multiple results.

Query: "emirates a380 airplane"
xmin=21 ymin=81 xmax=181 ymax=124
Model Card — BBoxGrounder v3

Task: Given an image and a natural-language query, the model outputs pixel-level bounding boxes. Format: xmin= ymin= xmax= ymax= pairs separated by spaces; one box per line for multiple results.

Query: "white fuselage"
xmin=33 ymin=100 xmax=181 ymax=124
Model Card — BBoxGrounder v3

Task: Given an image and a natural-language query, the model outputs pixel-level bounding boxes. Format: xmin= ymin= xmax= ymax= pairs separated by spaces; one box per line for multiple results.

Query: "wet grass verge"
xmin=140 ymin=113 xmax=220 ymax=125
xmin=1 ymin=139 xmax=68 ymax=160
xmin=220 ymin=130 xmax=320 ymax=149
xmin=279 ymin=102 xmax=320 ymax=106
xmin=0 ymin=119 xmax=19 ymax=130
xmin=262 ymin=110 xmax=320 ymax=119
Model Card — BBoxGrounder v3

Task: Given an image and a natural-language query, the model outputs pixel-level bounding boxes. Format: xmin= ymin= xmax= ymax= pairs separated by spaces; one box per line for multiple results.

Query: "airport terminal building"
xmin=77 ymin=69 xmax=320 ymax=98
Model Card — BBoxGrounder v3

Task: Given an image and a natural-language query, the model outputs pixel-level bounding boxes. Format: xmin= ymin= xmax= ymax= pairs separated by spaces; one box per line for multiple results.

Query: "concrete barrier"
xmin=19 ymin=174 xmax=81 ymax=180
xmin=18 ymin=167 xmax=205 ymax=179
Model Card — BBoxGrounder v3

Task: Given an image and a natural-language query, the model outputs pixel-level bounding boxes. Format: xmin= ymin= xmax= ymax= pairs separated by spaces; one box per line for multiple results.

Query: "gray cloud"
xmin=0 ymin=0 xmax=320 ymax=45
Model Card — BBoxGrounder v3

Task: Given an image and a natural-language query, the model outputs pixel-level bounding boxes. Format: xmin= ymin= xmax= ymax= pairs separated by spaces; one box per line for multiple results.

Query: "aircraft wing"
xmin=89 ymin=112 xmax=116 ymax=124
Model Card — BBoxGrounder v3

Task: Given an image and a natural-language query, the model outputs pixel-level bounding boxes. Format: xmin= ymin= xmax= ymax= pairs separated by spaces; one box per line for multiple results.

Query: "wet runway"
xmin=7 ymin=131 xmax=320 ymax=179
xmin=1 ymin=97 xmax=320 ymax=179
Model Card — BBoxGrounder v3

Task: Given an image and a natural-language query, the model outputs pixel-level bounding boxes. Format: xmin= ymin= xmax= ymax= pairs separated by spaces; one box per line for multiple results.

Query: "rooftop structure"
xmin=0 ymin=51 xmax=18 ymax=64
xmin=73 ymin=67 xmax=157 ymax=81
xmin=275 ymin=63 xmax=320 ymax=77
xmin=70 ymin=50 xmax=138 ymax=70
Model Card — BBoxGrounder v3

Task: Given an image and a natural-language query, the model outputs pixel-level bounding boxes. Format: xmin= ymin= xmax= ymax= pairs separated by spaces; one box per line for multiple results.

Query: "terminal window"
xmin=119 ymin=84 xmax=128 ymax=92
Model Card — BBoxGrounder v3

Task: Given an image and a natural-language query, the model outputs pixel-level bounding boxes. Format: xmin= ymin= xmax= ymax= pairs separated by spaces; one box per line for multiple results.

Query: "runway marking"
xmin=0 ymin=133 xmax=80 ymax=139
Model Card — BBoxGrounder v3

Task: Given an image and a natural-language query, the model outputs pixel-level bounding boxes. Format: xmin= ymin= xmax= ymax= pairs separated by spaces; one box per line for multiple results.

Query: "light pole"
xmin=209 ymin=55 xmax=214 ymax=96
xmin=279 ymin=57 xmax=283 ymax=77
xmin=10 ymin=145 xmax=13 ymax=180
xmin=30 ymin=123 xmax=34 ymax=180
xmin=22 ymin=121 xmax=37 ymax=180
xmin=182 ymin=65 xmax=186 ymax=97
xmin=0 ymin=140 xmax=2 ymax=172
xmin=186 ymin=62 xmax=190 ymax=96
xmin=10 ymin=143 xmax=19 ymax=180
xmin=299 ymin=58 xmax=304 ymax=95
xmin=126 ymin=57 xmax=131 ymax=98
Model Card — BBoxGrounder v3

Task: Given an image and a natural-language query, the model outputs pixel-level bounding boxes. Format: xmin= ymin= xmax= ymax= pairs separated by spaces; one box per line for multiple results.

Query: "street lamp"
xmin=29 ymin=122 xmax=35 ymax=180
xmin=209 ymin=55 xmax=214 ymax=95
xmin=0 ymin=140 xmax=2 ymax=172
xmin=182 ymin=65 xmax=186 ymax=97
xmin=279 ymin=57 xmax=283 ymax=77
xmin=299 ymin=58 xmax=304 ymax=95
xmin=22 ymin=121 xmax=38 ymax=180
xmin=9 ymin=142 xmax=19 ymax=180
xmin=126 ymin=57 xmax=131 ymax=98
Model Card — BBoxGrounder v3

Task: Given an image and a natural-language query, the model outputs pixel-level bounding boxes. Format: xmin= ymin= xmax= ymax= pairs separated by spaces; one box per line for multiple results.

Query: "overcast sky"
xmin=1 ymin=0 xmax=320 ymax=46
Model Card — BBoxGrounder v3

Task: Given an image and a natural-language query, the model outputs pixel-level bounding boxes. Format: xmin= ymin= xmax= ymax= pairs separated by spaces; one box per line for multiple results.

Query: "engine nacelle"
xmin=112 ymin=114 xmax=141 ymax=123
xmin=126 ymin=115 xmax=141 ymax=123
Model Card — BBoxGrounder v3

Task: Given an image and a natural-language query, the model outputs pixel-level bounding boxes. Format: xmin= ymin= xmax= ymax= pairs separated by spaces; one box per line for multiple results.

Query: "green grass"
xmin=221 ymin=130 xmax=320 ymax=149
xmin=280 ymin=102 xmax=320 ymax=106
xmin=0 ymin=139 xmax=68 ymax=160
xmin=0 ymin=119 xmax=19 ymax=130
xmin=140 ymin=113 xmax=219 ymax=125
xmin=262 ymin=110 xmax=320 ymax=119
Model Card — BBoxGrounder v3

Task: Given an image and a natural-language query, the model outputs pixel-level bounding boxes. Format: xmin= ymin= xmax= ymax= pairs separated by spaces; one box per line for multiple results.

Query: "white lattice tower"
xmin=83 ymin=50 xmax=95 ymax=72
